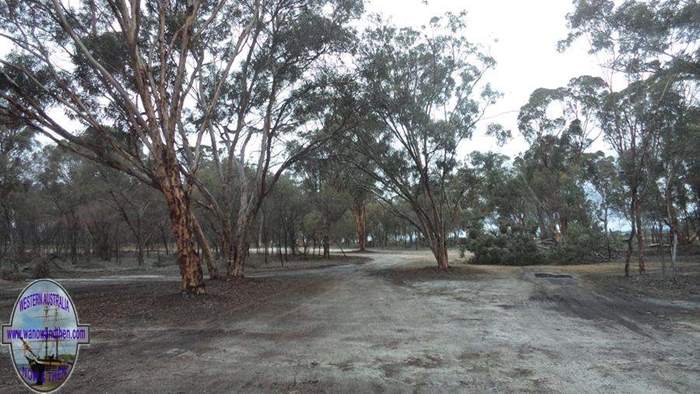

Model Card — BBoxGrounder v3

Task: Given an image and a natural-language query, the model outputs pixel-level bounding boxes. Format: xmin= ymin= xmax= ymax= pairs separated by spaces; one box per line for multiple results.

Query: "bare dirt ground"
xmin=0 ymin=250 xmax=698 ymax=393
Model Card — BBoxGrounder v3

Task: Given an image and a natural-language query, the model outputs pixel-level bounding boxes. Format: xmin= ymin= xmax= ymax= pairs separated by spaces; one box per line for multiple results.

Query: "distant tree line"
xmin=0 ymin=0 xmax=697 ymax=293
xmin=0 ymin=140 xmax=427 ymax=269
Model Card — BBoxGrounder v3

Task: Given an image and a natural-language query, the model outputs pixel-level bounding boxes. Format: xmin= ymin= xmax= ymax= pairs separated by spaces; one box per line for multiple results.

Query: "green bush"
xmin=467 ymin=225 xmax=611 ymax=265
xmin=549 ymin=223 xmax=613 ymax=264
xmin=468 ymin=232 xmax=543 ymax=265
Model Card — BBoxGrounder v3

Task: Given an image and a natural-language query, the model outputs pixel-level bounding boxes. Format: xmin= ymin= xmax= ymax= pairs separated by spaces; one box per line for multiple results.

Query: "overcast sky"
xmin=1 ymin=1 xmax=617 ymax=158
xmin=366 ymin=0 xmax=615 ymax=158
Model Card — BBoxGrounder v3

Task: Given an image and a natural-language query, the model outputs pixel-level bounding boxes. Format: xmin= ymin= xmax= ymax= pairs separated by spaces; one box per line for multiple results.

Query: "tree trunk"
xmin=258 ymin=209 xmax=265 ymax=256
xmin=432 ymin=236 xmax=449 ymax=270
xmin=227 ymin=224 xmax=249 ymax=279
xmin=624 ymin=223 xmax=635 ymax=278
xmin=159 ymin=164 xmax=205 ymax=295
xmin=191 ymin=213 xmax=220 ymax=280
xmin=559 ymin=216 xmax=568 ymax=241
xmin=604 ymin=205 xmax=611 ymax=260
xmin=665 ymin=174 xmax=679 ymax=277
xmin=353 ymin=204 xmax=367 ymax=251
xmin=264 ymin=240 xmax=269 ymax=263
xmin=160 ymin=225 xmax=170 ymax=255
xmin=290 ymin=229 xmax=297 ymax=256
xmin=136 ymin=237 xmax=145 ymax=266
xmin=671 ymin=230 xmax=678 ymax=276
xmin=322 ymin=234 xmax=330 ymax=258
xmin=283 ymin=228 xmax=288 ymax=260
xmin=659 ymin=222 xmax=666 ymax=277
xmin=226 ymin=187 xmax=260 ymax=278
xmin=116 ymin=233 xmax=121 ymax=264
xmin=634 ymin=198 xmax=646 ymax=274
xmin=537 ymin=209 xmax=548 ymax=240
xmin=229 ymin=243 xmax=246 ymax=279
xmin=70 ymin=227 xmax=78 ymax=264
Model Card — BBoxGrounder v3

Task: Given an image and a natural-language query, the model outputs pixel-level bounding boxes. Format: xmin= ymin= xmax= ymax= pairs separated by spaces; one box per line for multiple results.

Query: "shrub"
xmin=467 ymin=225 xmax=611 ymax=265
xmin=468 ymin=232 xmax=543 ymax=265
xmin=549 ymin=224 xmax=613 ymax=264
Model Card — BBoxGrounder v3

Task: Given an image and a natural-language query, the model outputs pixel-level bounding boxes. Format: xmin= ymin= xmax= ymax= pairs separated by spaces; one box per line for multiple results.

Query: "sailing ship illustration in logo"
xmin=2 ymin=279 xmax=90 ymax=392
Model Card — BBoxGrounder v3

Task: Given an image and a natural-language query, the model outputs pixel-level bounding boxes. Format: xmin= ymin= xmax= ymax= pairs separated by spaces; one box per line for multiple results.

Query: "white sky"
xmin=366 ymin=0 xmax=615 ymax=159
xmin=0 ymin=0 xmax=618 ymax=159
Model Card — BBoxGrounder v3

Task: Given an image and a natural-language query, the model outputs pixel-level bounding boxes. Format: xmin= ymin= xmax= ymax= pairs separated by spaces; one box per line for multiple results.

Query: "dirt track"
xmin=1 ymin=250 xmax=698 ymax=393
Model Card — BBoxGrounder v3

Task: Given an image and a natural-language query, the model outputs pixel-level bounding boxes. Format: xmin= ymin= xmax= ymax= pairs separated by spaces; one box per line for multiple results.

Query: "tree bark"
xmin=158 ymin=164 xmax=205 ymax=295
xmin=229 ymin=243 xmax=246 ymax=279
xmin=624 ymin=220 xmax=635 ymax=278
xmin=634 ymin=197 xmax=646 ymax=274
xmin=227 ymin=222 xmax=249 ymax=279
xmin=70 ymin=223 xmax=78 ymax=264
xmin=604 ymin=204 xmax=611 ymax=260
xmin=353 ymin=204 xmax=367 ymax=251
xmin=623 ymin=191 xmax=638 ymax=277
xmin=671 ymin=231 xmax=678 ymax=275
xmin=191 ymin=213 xmax=220 ymax=280
xmin=432 ymin=235 xmax=449 ymax=270
xmin=322 ymin=234 xmax=330 ymax=258
xmin=559 ymin=216 xmax=569 ymax=241
xmin=659 ymin=222 xmax=666 ymax=277
xmin=665 ymin=172 xmax=679 ymax=277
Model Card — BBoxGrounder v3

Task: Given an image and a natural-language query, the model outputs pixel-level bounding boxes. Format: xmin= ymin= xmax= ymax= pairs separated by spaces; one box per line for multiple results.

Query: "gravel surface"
xmin=0 ymin=251 xmax=698 ymax=393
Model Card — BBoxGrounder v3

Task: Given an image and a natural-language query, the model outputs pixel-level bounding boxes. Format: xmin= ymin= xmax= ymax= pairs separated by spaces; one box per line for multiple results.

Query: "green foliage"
xmin=561 ymin=0 xmax=700 ymax=80
xmin=467 ymin=231 xmax=542 ymax=266
xmin=468 ymin=224 xmax=614 ymax=266
xmin=546 ymin=223 xmax=615 ymax=264
xmin=347 ymin=12 xmax=499 ymax=261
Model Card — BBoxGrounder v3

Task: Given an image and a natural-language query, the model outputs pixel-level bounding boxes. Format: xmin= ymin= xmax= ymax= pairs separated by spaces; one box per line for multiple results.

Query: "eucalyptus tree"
xmin=465 ymin=151 xmax=532 ymax=234
xmin=0 ymin=0 xmax=273 ymax=293
xmin=587 ymin=154 xmax=624 ymax=260
xmin=293 ymin=145 xmax=355 ymax=257
xmin=318 ymin=139 xmax=375 ymax=251
xmin=263 ymin=175 xmax=305 ymax=259
xmin=189 ymin=0 xmax=363 ymax=278
xmin=562 ymin=1 xmax=700 ymax=274
xmin=518 ymin=76 xmax=607 ymax=147
xmin=598 ymin=80 xmax=683 ymax=275
xmin=365 ymin=200 xmax=407 ymax=248
xmin=36 ymin=147 xmax=87 ymax=264
xmin=686 ymin=106 xmax=700 ymax=240
xmin=561 ymin=0 xmax=700 ymax=81
xmin=100 ymin=168 xmax=164 ymax=266
xmin=350 ymin=13 xmax=499 ymax=269
xmin=654 ymin=83 xmax=699 ymax=274
xmin=0 ymin=119 xmax=36 ymax=262
xmin=517 ymin=76 xmax=608 ymax=241
xmin=345 ymin=172 xmax=373 ymax=252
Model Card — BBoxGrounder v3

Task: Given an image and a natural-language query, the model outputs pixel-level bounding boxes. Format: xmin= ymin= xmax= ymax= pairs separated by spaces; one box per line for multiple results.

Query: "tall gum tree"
xmin=317 ymin=141 xmax=375 ymax=252
xmin=0 ymin=0 xmax=265 ymax=294
xmin=652 ymin=82 xmax=697 ymax=276
xmin=351 ymin=13 xmax=499 ymax=270
xmin=598 ymin=80 xmax=680 ymax=275
xmin=517 ymin=76 xmax=608 ymax=241
xmin=562 ymin=0 xmax=700 ymax=275
xmin=190 ymin=0 xmax=363 ymax=278
xmin=561 ymin=0 xmax=700 ymax=82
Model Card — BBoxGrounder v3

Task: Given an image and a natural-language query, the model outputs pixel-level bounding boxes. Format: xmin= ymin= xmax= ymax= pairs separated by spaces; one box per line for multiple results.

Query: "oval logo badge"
xmin=2 ymin=279 xmax=90 ymax=392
